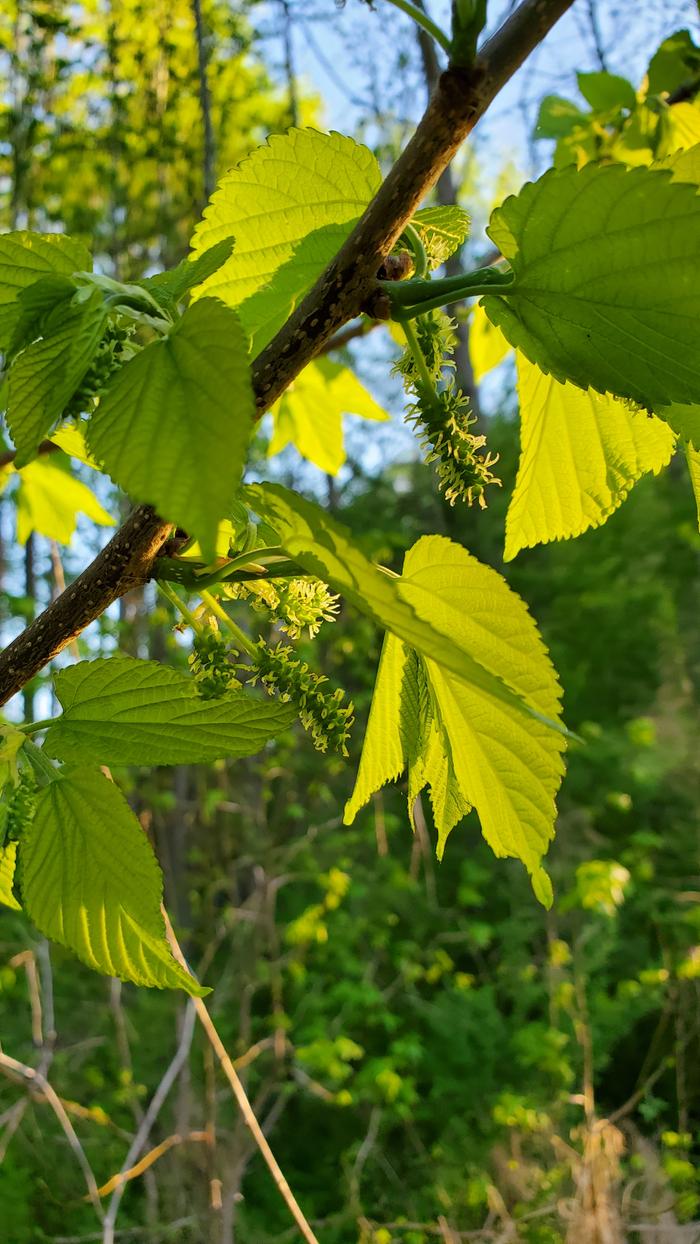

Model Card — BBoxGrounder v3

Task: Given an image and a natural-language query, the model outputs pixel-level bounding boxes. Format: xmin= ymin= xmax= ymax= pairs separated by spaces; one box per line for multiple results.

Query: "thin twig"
xmin=101 ymin=999 xmax=197 ymax=1244
xmin=95 ymin=1130 xmax=209 ymax=1198
xmin=0 ymin=1050 xmax=104 ymax=1222
xmin=162 ymin=908 xmax=321 ymax=1244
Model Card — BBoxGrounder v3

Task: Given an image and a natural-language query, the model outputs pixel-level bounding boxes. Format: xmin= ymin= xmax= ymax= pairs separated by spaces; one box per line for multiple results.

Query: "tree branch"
xmin=0 ymin=0 xmax=574 ymax=708
xmin=0 ymin=506 xmax=173 ymax=706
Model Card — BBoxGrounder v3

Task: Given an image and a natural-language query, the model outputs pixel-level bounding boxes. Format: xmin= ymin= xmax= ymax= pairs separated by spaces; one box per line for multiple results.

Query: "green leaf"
xmin=0 ymin=231 xmax=91 ymax=349
xmin=269 ymin=357 xmax=388 ymax=474
xmin=505 ymin=353 xmax=676 ymax=560
xmin=658 ymin=402 xmax=700 ymax=445
xmin=535 ymin=95 xmax=587 ymax=139
xmin=87 ymin=298 xmax=254 ymax=558
xmin=7 ymin=274 xmax=78 ymax=359
xmin=658 ymin=102 xmax=700 ymax=158
xmin=234 ymin=224 xmax=357 ymax=357
xmin=577 ymin=71 xmax=636 ymax=112
xmin=483 ymin=163 xmax=700 ymax=409
xmin=7 ymin=289 xmax=107 ymax=466
xmin=468 ymin=301 xmax=511 ymax=382
xmin=0 ymin=724 xmax=26 ymax=789
xmin=15 ymin=457 xmax=114 ymax=545
xmin=345 ymin=537 xmax=565 ymax=894
xmin=684 ymin=440 xmax=700 ymax=529
xmin=189 ymin=128 xmax=380 ymax=315
xmin=0 ymin=843 xmax=21 ymax=910
xmin=408 ymin=206 xmax=470 ymax=269
xmin=43 ymin=653 xmax=296 ymax=766
xmin=243 ymin=483 xmax=567 ymax=736
xmin=647 ymin=30 xmax=700 ymax=97
xmin=21 ymin=768 xmax=207 ymax=994
xmin=139 ymin=237 xmax=236 ymax=314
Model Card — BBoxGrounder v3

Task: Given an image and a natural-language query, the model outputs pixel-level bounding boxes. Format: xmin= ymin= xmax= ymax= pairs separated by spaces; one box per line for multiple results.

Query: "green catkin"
xmin=394 ymin=309 xmax=500 ymax=507
xmin=63 ymin=319 xmax=136 ymax=421
xmin=189 ymin=626 xmax=242 ymax=699
xmin=225 ymin=576 xmax=339 ymax=639
xmin=0 ymin=769 xmax=38 ymax=847
xmin=252 ymin=641 xmax=354 ymax=756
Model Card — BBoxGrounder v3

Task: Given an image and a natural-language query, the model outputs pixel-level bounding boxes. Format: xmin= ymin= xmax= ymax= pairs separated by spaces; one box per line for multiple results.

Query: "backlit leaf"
xmin=244 ymin=483 xmax=567 ymax=735
xmin=483 ymin=163 xmax=700 ymax=409
xmin=269 ymin=357 xmax=388 ymax=474
xmin=0 ymin=231 xmax=91 ymax=349
xmin=345 ymin=537 xmax=565 ymax=899
xmin=7 ymin=289 xmax=107 ymax=466
xmin=87 ymin=298 xmax=254 ymax=558
xmin=469 ymin=301 xmax=511 ymax=382
xmin=409 ymin=206 xmax=470 ymax=269
xmin=15 ymin=457 xmax=114 ymax=545
xmin=43 ymin=654 xmax=296 ymax=766
xmin=0 ymin=843 xmax=21 ymax=911
xmin=21 ymin=768 xmax=207 ymax=994
xmin=505 ymin=353 xmax=676 ymax=560
xmin=189 ymin=129 xmax=380 ymax=325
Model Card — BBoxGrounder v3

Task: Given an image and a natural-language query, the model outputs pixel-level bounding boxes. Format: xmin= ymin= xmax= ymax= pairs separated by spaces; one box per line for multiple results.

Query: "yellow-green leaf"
xmin=190 ymin=129 xmax=380 ymax=317
xmin=469 ymin=301 xmax=511 ymax=382
xmin=505 ymin=353 xmax=676 ymax=561
xmin=345 ymin=536 xmax=565 ymax=896
xmin=16 ymin=458 xmax=114 ymax=546
xmin=21 ymin=768 xmax=208 ymax=995
xmin=0 ymin=843 xmax=21 ymax=911
xmin=684 ymin=440 xmax=700 ymax=530
xmin=269 ymin=358 xmax=388 ymax=475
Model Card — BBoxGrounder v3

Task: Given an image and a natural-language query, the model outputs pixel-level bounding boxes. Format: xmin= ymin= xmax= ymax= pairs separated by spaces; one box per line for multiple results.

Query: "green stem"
xmin=19 ymin=719 xmax=53 ymax=736
xmin=400 ymin=319 xmax=438 ymax=397
xmin=157 ymin=581 xmax=205 ymax=634
xmin=403 ymin=223 xmax=429 ymax=279
xmin=383 ymin=0 xmax=451 ymax=55
xmin=199 ymin=591 xmax=257 ymax=659
xmin=385 ymin=265 xmax=514 ymax=307
xmin=394 ymin=286 xmax=507 ymax=318
xmin=22 ymin=738 xmax=57 ymax=786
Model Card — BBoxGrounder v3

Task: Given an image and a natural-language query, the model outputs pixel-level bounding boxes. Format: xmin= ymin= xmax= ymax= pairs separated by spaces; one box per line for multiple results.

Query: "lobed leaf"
xmin=15 ymin=458 xmax=114 ymax=546
xmin=43 ymin=654 xmax=296 ymax=766
xmin=345 ymin=537 xmax=565 ymax=898
xmin=21 ymin=768 xmax=207 ymax=994
xmin=269 ymin=357 xmax=388 ymax=475
xmin=243 ymin=483 xmax=567 ymax=735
